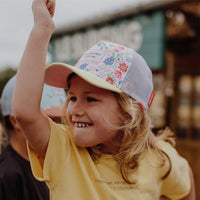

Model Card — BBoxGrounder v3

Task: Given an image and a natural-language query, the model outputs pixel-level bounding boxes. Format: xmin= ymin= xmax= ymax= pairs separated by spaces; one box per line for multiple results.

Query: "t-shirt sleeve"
xmin=160 ymin=141 xmax=191 ymax=199
xmin=27 ymin=118 xmax=71 ymax=185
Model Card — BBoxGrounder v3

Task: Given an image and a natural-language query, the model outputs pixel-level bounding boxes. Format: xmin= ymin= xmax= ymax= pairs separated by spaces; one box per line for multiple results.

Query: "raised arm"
xmin=12 ymin=0 xmax=56 ymax=158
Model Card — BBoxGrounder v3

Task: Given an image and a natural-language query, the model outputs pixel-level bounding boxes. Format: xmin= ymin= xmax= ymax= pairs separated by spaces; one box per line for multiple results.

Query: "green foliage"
xmin=0 ymin=68 xmax=16 ymax=122
xmin=0 ymin=68 xmax=17 ymax=97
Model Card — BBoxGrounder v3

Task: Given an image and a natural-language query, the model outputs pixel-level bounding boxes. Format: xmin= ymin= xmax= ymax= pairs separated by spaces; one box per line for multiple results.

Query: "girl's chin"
xmin=74 ymin=139 xmax=98 ymax=148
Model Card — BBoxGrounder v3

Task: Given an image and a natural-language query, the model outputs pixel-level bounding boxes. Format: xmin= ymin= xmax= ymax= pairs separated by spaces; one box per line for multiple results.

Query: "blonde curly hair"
xmin=90 ymin=93 xmax=175 ymax=184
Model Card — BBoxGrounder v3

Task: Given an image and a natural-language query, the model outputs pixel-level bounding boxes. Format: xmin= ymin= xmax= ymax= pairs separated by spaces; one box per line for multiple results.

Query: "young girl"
xmin=12 ymin=0 xmax=195 ymax=199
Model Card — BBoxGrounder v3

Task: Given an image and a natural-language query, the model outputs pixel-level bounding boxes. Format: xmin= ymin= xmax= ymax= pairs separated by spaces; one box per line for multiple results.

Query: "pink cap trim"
xmin=147 ymin=91 xmax=155 ymax=107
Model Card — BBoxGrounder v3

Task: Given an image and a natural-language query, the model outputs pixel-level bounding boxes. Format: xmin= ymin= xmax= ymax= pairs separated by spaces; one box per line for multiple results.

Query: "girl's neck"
xmin=100 ymin=143 xmax=119 ymax=155
xmin=100 ymin=130 xmax=123 ymax=155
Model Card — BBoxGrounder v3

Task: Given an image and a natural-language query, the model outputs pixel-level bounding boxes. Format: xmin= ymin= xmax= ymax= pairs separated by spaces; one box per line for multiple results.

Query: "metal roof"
xmin=55 ymin=0 xmax=183 ymax=35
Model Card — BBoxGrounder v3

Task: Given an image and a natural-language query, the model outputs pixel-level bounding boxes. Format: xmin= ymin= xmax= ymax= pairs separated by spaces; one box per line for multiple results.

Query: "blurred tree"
xmin=0 ymin=67 xmax=17 ymax=97
xmin=0 ymin=67 xmax=16 ymax=121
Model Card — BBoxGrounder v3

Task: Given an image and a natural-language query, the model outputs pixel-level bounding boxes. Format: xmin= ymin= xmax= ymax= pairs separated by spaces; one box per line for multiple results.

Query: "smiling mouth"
xmin=74 ymin=122 xmax=92 ymax=128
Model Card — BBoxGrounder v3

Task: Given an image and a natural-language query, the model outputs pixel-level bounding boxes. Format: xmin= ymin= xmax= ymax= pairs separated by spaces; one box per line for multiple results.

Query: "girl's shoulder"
xmin=156 ymin=142 xmax=191 ymax=198
xmin=141 ymin=140 xmax=188 ymax=173
xmin=142 ymin=140 xmax=175 ymax=160
xmin=156 ymin=140 xmax=189 ymax=180
xmin=157 ymin=140 xmax=189 ymax=169
xmin=157 ymin=140 xmax=179 ymax=159
xmin=141 ymin=140 xmax=189 ymax=182
xmin=157 ymin=140 xmax=174 ymax=151
xmin=48 ymin=117 xmax=69 ymax=130
xmin=48 ymin=117 xmax=72 ymax=138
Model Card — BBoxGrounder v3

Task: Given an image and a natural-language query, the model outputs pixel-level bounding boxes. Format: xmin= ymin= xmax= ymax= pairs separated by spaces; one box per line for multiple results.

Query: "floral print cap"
xmin=45 ymin=40 xmax=155 ymax=109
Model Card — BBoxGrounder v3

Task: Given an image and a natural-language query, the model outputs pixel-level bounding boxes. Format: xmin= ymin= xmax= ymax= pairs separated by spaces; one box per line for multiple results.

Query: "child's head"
xmin=44 ymin=40 xmax=155 ymax=152
xmin=0 ymin=75 xmax=66 ymax=136
xmin=65 ymin=75 xmax=122 ymax=153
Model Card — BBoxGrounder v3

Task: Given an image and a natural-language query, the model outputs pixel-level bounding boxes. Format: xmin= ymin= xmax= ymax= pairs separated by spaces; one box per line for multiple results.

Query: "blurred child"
xmin=12 ymin=0 xmax=195 ymax=199
xmin=0 ymin=75 xmax=66 ymax=200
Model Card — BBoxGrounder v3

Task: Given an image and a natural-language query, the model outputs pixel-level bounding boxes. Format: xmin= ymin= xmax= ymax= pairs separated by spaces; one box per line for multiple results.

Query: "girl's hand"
xmin=13 ymin=0 xmax=56 ymax=158
xmin=32 ymin=0 xmax=55 ymax=34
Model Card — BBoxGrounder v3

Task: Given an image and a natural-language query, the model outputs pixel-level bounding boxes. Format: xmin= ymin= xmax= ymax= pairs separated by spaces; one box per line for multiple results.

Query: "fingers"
xmin=47 ymin=0 xmax=55 ymax=17
xmin=32 ymin=0 xmax=55 ymax=18
xmin=31 ymin=0 xmax=56 ymax=33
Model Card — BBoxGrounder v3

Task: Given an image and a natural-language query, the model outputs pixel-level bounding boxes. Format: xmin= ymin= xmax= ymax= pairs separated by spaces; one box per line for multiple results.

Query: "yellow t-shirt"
xmin=28 ymin=118 xmax=190 ymax=200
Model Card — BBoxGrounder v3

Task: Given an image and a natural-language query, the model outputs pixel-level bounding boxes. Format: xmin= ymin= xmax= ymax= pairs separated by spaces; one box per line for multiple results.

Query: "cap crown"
xmin=75 ymin=41 xmax=154 ymax=108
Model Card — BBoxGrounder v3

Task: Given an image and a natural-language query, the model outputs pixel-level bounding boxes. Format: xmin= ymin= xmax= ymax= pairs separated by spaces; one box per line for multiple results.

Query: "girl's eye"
xmin=87 ymin=97 xmax=98 ymax=102
xmin=69 ymin=96 xmax=77 ymax=102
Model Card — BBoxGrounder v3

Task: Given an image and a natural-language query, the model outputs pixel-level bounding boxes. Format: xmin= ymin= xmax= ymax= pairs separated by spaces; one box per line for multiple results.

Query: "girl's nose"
xmin=71 ymin=102 xmax=85 ymax=116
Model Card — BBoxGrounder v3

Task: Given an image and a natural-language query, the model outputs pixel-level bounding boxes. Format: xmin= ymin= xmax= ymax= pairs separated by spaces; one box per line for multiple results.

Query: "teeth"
xmin=75 ymin=122 xmax=90 ymax=127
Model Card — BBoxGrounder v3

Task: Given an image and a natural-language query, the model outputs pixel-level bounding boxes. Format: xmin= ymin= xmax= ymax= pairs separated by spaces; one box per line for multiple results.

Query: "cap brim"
xmin=44 ymin=62 xmax=121 ymax=93
xmin=42 ymin=103 xmax=64 ymax=117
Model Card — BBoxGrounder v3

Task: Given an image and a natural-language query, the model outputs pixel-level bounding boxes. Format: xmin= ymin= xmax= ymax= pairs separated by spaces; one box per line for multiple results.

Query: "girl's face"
xmin=66 ymin=76 xmax=121 ymax=154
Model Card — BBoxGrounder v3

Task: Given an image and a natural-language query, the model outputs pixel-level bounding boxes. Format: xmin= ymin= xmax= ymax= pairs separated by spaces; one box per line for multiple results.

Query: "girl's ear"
xmin=136 ymin=101 xmax=145 ymax=112
xmin=9 ymin=115 xmax=21 ymax=130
